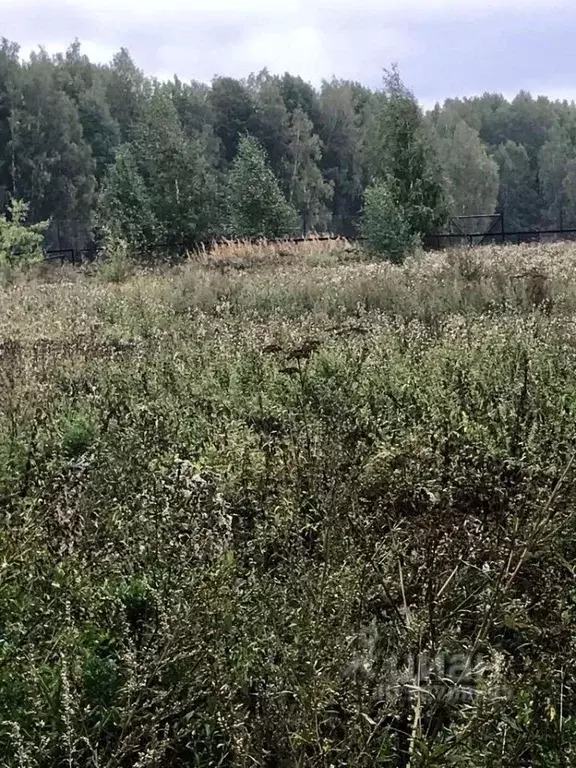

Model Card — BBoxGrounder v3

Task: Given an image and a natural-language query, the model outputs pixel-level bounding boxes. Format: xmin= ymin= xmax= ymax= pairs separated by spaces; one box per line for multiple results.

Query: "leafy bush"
xmin=98 ymin=232 xmax=133 ymax=283
xmin=361 ymin=178 xmax=416 ymax=262
xmin=58 ymin=409 xmax=96 ymax=458
xmin=0 ymin=198 xmax=48 ymax=280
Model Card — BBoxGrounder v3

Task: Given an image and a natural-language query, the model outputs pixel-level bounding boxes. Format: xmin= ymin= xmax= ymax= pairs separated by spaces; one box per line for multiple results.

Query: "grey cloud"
xmin=3 ymin=1 xmax=106 ymax=47
xmin=401 ymin=11 xmax=576 ymax=103
xmin=3 ymin=0 xmax=576 ymax=103
xmin=312 ymin=6 xmax=576 ymax=100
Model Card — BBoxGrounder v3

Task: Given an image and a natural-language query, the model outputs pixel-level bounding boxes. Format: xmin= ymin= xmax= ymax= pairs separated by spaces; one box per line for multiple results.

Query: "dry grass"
xmin=5 ymin=241 xmax=576 ymax=342
xmin=2 ymin=241 xmax=576 ymax=765
xmin=190 ymin=234 xmax=359 ymax=268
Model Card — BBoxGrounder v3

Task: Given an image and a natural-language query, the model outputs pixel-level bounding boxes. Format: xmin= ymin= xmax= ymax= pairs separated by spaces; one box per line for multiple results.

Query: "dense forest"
xmin=3 ymin=37 xmax=576 ymax=252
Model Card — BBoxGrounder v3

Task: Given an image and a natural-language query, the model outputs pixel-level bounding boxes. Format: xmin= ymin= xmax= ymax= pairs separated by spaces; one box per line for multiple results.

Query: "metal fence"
xmin=41 ymin=214 xmax=576 ymax=264
xmin=44 ymin=248 xmax=99 ymax=265
xmin=422 ymin=212 xmax=576 ymax=249
xmin=43 ymin=234 xmax=351 ymax=264
xmin=422 ymin=226 xmax=576 ymax=250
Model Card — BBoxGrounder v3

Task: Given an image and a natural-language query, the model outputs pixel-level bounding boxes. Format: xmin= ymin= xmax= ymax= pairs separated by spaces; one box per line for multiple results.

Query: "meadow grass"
xmin=1 ymin=242 xmax=576 ymax=765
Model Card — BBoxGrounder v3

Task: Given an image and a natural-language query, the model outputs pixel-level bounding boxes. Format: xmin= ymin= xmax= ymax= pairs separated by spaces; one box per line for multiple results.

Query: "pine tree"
xmin=227 ymin=135 xmax=297 ymax=238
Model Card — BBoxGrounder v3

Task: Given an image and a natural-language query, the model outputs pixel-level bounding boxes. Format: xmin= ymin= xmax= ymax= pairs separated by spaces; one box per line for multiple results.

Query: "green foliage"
xmin=361 ymin=178 xmax=415 ymax=261
xmin=247 ymin=69 xmax=292 ymax=185
xmin=98 ymin=231 xmax=132 ymax=283
xmin=0 ymin=197 xmax=47 ymax=271
xmin=99 ymin=90 xmax=221 ymax=256
xmin=368 ymin=66 xmax=447 ymax=237
xmin=227 ymin=135 xmax=298 ymax=238
xmin=2 ymin=244 xmax=576 ymax=764
xmin=54 ymin=40 xmax=121 ymax=180
xmin=493 ymin=140 xmax=541 ymax=231
xmin=134 ymin=88 xmax=221 ymax=248
xmin=5 ymin=37 xmax=576 ymax=249
xmin=0 ymin=40 xmax=19 ymax=203
xmin=210 ymin=76 xmax=256 ymax=164
xmin=99 ymin=144 xmax=156 ymax=248
xmin=104 ymin=47 xmax=145 ymax=143
xmin=433 ymin=109 xmax=500 ymax=220
xmin=538 ymin=124 xmax=574 ymax=228
xmin=287 ymin=107 xmax=333 ymax=233
xmin=11 ymin=52 xmax=96 ymax=245
xmin=57 ymin=408 xmax=95 ymax=458
xmin=318 ymin=79 xmax=368 ymax=235
xmin=563 ymin=158 xmax=576 ymax=228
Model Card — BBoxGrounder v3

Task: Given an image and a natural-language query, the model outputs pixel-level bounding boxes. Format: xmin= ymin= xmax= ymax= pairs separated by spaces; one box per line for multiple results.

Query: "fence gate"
xmin=424 ymin=213 xmax=505 ymax=249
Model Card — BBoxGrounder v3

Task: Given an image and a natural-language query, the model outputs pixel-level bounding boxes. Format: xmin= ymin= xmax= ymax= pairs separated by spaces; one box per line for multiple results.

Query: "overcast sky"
xmin=4 ymin=0 xmax=576 ymax=106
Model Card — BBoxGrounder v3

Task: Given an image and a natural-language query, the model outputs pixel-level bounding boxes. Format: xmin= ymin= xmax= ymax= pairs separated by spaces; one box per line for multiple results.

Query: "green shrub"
xmin=98 ymin=233 xmax=133 ymax=283
xmin=58 ymin=409 xmax=96 ymax=458
xmin=361 ymin=178 xmax=416 ymax=262
xmin=0 ymin=198 xmax=48 ymax=282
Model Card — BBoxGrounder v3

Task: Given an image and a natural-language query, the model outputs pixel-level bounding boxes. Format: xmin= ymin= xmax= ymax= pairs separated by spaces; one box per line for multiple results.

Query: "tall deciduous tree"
xmin=53 ymin=42 xmax=121 ymax=181
xmin=287 ymin=108 xmax=332 ymax=234
xmin=210 ymin=77 xmax=256 ymax=165
xmin=104 ymin=48 xmax=146 ymax=144
xmin=434 ymin=112 xmax=500 ymax=221
xmin=368 ymin=66 xmax=446 ymax=237
xmin=99 ymin=144 xmax=156 ymax=248
xmin=0 ymin=39 xmax=20 ymax=211
xmin=319 ymin=79 xmax=366 ymax=235
xmin=562 ymin=158 xmax=576 ymax=228
xmin=168 ymin=76 xmax=219 ymax=160
xmin=248 ymin=70 xmax=292 ymax=188
xmin=509 ymin=92 xmax=557 ymax=162
xmin=278 ymin=73 xmax=322 ymax=131
xmin=538 ymin=124 xmax=574 ymax=228
xmin=134 ymin=88 xmax=220 ymax=247
xmin=492 ymin=140 xmax=541 ymax=232
xmin=11 ymin=51 xmax=95 ymax=249
xmin=77 ymin=81 xmax=121 ymax=181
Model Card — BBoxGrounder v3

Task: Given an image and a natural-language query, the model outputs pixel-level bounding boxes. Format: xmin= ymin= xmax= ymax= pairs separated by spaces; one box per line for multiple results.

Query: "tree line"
xmin=2 ymin=38 xmax=576 ymax=256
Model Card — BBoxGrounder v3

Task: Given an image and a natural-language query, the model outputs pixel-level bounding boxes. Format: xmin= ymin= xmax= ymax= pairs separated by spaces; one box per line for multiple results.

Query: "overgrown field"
xmin=2 ymin=242 xmax=576 ymax=766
